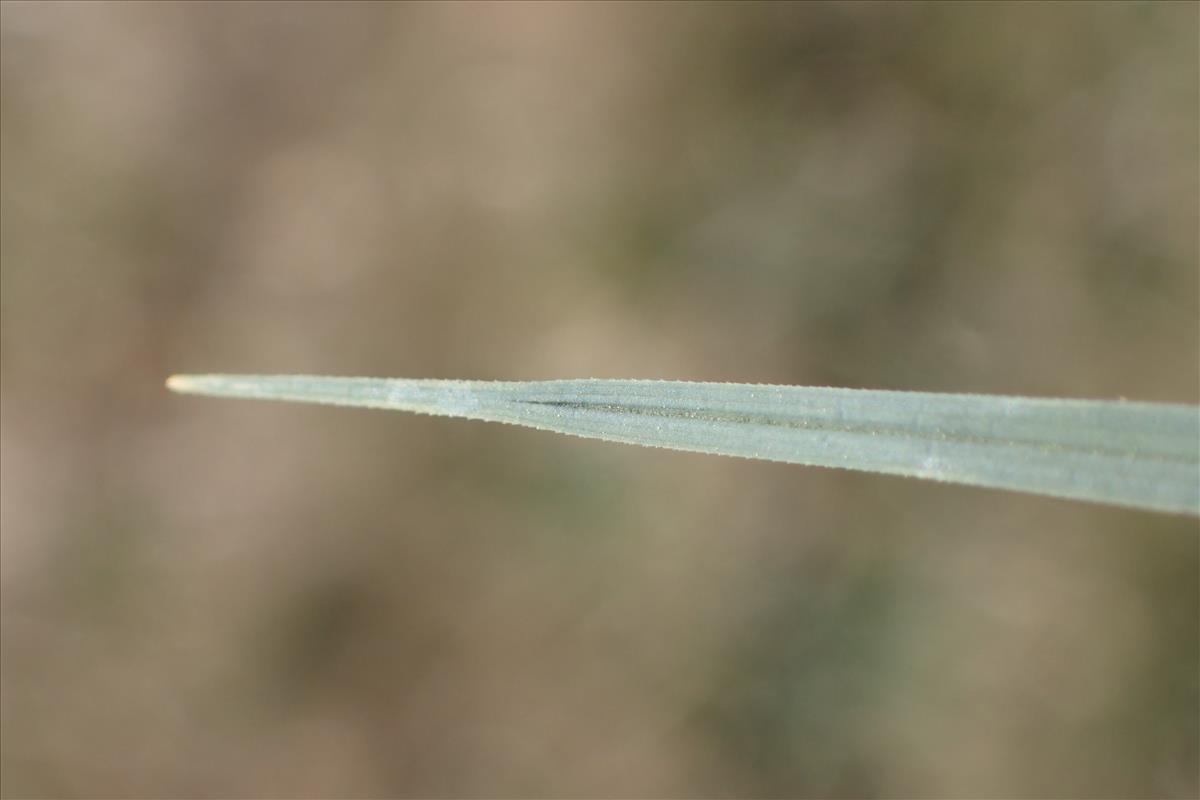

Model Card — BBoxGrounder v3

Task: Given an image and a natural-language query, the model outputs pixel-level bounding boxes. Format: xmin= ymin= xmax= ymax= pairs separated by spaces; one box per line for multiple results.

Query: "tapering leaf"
xmin=167 ymin=375 xmax=1200 ymax=516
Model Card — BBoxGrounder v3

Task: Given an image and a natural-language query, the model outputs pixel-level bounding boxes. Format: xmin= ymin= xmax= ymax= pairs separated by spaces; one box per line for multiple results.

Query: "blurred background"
xmin=1 ymin=2 xmax=1197 ymax=797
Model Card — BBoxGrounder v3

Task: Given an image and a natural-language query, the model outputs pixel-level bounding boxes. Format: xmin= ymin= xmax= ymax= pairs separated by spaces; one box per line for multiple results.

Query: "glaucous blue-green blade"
xmin=166 ymin=375 xmax=1200 ymax=516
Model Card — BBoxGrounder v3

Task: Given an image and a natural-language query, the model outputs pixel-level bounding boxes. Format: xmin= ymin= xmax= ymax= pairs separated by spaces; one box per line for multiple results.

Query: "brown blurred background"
xmin=1 ymin=2 xmax=1197 ymax=797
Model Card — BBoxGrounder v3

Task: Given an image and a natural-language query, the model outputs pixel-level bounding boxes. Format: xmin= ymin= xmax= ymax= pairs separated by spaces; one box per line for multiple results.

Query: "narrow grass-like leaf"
xmin=167 ymin=375 xmax=1200 ymax=516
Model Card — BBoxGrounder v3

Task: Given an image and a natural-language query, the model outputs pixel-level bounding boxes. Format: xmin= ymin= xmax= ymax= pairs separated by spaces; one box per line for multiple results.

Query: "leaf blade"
xmin=166 ymin=375 xmax=1200 ymax=516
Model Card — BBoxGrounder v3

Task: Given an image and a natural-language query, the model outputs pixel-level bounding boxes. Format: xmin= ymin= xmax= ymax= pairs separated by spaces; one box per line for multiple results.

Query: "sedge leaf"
xmin=167 ymin=375 xmax=1200 ymax=516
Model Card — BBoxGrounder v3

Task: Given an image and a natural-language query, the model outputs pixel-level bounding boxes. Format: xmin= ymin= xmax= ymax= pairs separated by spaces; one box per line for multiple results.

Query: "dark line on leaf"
xmin=516 ymin=399 xmax=1196 ymax=465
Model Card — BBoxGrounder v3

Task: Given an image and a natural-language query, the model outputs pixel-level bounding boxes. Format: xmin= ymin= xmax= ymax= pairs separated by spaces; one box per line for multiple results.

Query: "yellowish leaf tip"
xmin=165 ymin=375 xmax=192 ymax=393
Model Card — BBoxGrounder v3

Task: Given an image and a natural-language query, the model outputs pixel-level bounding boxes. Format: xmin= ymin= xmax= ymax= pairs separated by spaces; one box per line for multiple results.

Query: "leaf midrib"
xmin=518 ymin=399 xmax=1194 ymax=464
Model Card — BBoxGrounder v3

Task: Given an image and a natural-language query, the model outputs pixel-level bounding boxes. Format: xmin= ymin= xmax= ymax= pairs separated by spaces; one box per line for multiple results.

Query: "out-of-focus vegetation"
xmin=1 ymin=2 xmax=1196 ymax=797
